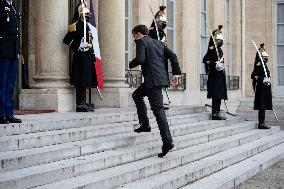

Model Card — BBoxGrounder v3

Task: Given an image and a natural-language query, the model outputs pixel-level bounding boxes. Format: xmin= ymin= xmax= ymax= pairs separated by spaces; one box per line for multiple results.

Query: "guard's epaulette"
xmin=209 ymin=46 xmax=214 ymax=50
xmin=68 ymin=22 xmax=77 ymax=32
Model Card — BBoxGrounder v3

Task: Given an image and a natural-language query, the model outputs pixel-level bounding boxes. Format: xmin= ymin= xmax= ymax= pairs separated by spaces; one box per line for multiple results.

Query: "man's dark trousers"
xmin=0 ymin=57 xmax=18 ymax=117
xmin=132 ymin=83 xmax=173 ymax=145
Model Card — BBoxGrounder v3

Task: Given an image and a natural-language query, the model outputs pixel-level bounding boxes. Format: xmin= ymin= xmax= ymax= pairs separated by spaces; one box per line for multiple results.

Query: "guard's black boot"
xmin=134 ymin=124 xmax=151 ymax=133
xmin=258 ymin=123 xmax=270 ymax=129
xmin=158 ymin=143 xmax=175 ymax=157
xmin=0 ymin=117 xmax=9 ymax=124
xmin=7 ymin=116 xmax=22 ymax=123
xmin=212 ymin=114 xmax=226 ymax=120
xmin=76 ymin=102 xmax=90 ymax=112
xmin=86 ymin=103 xmax=95 ymax=112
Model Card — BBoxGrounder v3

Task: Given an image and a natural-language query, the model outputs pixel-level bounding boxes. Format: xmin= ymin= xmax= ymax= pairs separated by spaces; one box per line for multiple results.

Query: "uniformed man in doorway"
xmin=202 ymin=25 xmax=228 ymax=120
xmin=63 ymin=3 xmax=97 ymax=112
xmin=0 ymin=0 xmax=22 ymax=124
xmin=251 ymin=43 xmax=272 ymax=129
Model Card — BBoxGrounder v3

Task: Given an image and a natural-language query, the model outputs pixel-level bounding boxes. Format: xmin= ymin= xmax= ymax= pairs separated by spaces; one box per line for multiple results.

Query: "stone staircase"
xmin=0 ymin=106 xmax=283 ymax=189
xmin=236 ymin=97 xmax=284 ymax=128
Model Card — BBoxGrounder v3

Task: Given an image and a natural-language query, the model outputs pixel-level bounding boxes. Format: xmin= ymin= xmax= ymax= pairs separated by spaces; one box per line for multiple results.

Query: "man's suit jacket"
xmin=130 ymin=36 xmax=181 ymax=90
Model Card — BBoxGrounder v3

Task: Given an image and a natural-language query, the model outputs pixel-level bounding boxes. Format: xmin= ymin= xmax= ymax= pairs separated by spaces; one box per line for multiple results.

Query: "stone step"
xmin=238 ymin=114 xmax=283 ymax=122
xmin=241 ymin=97 xmax=284 ymax=102
xmin=180 ymin=142 xmax=284 ymax=189
xmin=0 ymin=112 xmax=211 ymax=152
xmin=0 ymin=106 xmax=206 ymax=137
xmin=30 ymin=131 xmax=284 ymax=189
xmin=240 ymin=98 xmax=284 ymax=106
xmin=0 ymin=117 xmax=243 ymax=172
xmin=115 ymin=132 xmax=284 ymax=189
xmin=236 ymin=109 xmax=283 ymax=116
xmin=238 ymin=103 xmax=284 ymax=109
xmin=0 ymin=122 xmax=261 ymax=189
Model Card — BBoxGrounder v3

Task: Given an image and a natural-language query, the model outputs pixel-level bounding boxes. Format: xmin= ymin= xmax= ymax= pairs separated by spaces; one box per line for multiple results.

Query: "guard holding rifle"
xmin=63 ymin=2 xmax=97 ymax=112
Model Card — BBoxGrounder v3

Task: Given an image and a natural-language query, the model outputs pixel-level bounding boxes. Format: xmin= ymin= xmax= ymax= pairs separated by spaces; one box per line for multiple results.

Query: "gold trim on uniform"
xmin=68 ymin=22 xmax=77 ymax=33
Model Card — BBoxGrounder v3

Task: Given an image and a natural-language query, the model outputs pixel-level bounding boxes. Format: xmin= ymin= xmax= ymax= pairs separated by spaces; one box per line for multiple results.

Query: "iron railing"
xmin=125 ymin=70 xmax=186 ymax=90
xmin=200 ymin=74 xmax=240 ymax=91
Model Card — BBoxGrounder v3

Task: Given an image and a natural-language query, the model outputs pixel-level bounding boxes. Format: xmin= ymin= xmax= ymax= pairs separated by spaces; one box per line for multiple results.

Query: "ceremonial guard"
xmin=0 ymin=0 xmax=22 ymax=124
xmin=202 ymin=25 xmax=228 ymax=120
xmin=251 ymin=43 xmax=272 ymax=129
xmin=63 ymin=3 xmax=97 ymax=112
xmin=130 ymin=25 xmax=181 ymax=157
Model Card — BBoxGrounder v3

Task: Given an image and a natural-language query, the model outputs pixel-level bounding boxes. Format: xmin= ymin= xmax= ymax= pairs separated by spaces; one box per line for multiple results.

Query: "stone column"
xmin=19 ymin=0 xmax=75 ymax=111
xmin=94 ymin=0 xmax=130 ymax=107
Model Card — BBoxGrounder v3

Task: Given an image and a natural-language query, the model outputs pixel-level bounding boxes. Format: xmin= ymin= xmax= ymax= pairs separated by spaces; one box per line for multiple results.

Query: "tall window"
xmin=225 ymin=0 xmax=232 ymax=75
xmin=125 ymin=0 xmax=131 ymax=69
xmin=276 ymin=1 xmax=284 ymax=95
xmin=200 ymin=0 xmax=208 ymax=74
xmin=163 ymin=0 xmax=176 ymax=52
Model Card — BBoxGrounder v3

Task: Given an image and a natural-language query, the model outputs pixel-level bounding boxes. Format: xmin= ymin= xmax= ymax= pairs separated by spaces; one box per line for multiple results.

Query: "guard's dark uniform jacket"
xmin=202 ymin=39 xmax=228 ymax=100
xmin=63 ymin=21 xmax=97 ymax=87
xmin=129 ymin=36 xmax=181 ymax=90
xmin=251 ymin=52 xmax=272 ymax=110
xmin=0 ymin=0 xmax=20 ymax=59
xmin=149 ymin=27 xmax=166 ymax=43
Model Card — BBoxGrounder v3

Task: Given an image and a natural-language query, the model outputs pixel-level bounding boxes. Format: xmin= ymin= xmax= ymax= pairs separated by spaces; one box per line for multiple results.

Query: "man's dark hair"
xmin=132 ymin=25 xmax=149 ymax=35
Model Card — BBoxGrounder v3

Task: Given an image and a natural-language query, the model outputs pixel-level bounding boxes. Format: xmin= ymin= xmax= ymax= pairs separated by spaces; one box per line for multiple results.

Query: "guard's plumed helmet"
xmin=260 ymin=43 xmax=269 ymax=57
xmin=77 ymin=3 xmax=90 ymax=17
xmin=213 ymin=25 xmax=224 ymax=41
xmin=155 ymin=6 xmax=167 ymax=22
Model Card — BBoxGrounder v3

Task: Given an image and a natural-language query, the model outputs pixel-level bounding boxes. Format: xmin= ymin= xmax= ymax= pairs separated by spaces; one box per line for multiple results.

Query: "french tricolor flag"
xmin=88 ymin=0 xmax=104 ymax=89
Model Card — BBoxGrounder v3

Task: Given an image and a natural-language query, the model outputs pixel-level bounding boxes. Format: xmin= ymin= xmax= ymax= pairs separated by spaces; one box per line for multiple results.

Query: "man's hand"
xmin=170 ymin=75 xmax=180 ymax=87
xmin=206 ymin=61 xmax=210 ymax=64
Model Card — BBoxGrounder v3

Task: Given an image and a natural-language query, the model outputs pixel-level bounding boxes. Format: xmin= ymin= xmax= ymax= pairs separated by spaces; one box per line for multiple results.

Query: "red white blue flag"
xmin=88 ymin=0 xmax=104 ymax=89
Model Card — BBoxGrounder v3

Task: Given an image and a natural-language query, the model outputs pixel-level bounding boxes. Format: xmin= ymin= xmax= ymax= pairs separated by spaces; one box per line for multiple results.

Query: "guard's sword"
xmin=81 ymin=0 xmax=87 ymax=43
xmin=252 ymin=40 xmax=270 ymax=85
xmin=146 ymin=0 xmax=160 ymax=41
xmin=96 ymin=86 xmax=104 ymax=100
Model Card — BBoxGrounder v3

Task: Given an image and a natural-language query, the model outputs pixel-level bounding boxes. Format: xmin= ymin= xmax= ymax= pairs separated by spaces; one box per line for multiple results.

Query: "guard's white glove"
xmin=79 ymin=40 xmax=88 ymax=49
xmin=215 ymin=61 xmax=224 ymax=71
xmin=263 ymin=77 xmax=271 ymax=85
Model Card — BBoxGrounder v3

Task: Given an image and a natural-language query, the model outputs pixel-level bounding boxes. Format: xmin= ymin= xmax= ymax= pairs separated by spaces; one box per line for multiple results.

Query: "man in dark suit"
xmin=129 ymin=24 xmax=181 ymax=157
xmin=0 ymin=0 xmax=22 ymax=124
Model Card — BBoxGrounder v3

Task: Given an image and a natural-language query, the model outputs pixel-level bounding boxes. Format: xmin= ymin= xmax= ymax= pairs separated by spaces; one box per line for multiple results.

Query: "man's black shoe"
xmin=134 ymin=125 xmax=151 ymax=133
xmin=212 ymin=114 xmax=226 ymax=120
xmin=0 ymin=117 xmax=9 ymax=124
xmin=258 ymin=123 xmax=270 ymax=129
xmin=158 ymin=143 xmax=175 ymax=157
xmin=6 ymin=116 xmax=22 ymax=123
